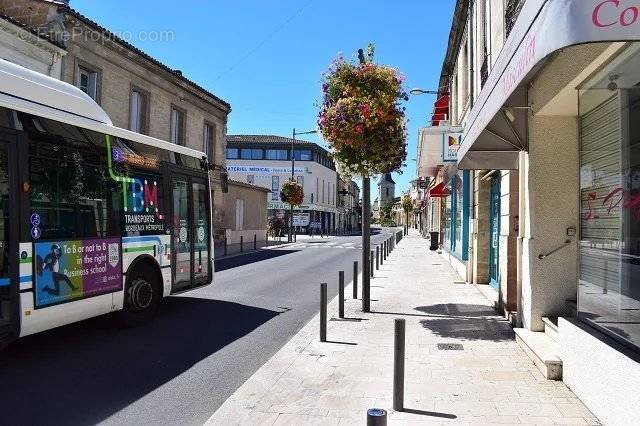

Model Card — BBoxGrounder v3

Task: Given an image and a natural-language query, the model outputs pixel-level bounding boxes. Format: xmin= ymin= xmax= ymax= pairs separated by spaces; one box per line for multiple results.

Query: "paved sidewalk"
xmin=206 ymin=232 xmax=598 ymax=425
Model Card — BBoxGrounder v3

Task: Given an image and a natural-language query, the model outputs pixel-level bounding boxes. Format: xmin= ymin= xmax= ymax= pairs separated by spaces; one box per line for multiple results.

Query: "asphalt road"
xmin=0 ymin=229 xmax=396 ymax=426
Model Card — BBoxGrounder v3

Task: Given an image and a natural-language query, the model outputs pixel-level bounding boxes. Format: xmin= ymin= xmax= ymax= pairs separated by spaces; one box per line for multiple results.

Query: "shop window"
xmin=266 ymin=149 xmax=288 ymax=160
xmin=441 ymin=170 xmax=469 ymax=260
xmin=226 ymin=148 xmax=239 ymax=159
xmin=241 ymin=149 xmax=263 ymax=160
xmin=294 ymin=150 xmax=312 ymax=161
xmin=578 ymin=46 xmax=640 ymax=351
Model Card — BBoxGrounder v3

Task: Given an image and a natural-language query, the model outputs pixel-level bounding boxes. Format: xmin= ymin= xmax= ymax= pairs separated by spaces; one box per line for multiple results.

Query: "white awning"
xmin=458 ymin=0 xmax=640 ymax=169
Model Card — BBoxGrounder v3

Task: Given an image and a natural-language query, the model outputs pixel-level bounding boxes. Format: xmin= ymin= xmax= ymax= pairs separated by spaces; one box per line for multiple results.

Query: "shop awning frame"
xmin=458 ymin=0 xmax=640 ymax=170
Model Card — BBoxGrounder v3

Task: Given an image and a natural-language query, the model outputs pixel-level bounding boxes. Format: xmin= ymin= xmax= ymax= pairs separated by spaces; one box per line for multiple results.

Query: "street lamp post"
xmin=290 ymin=128 xmax=318 ymax=243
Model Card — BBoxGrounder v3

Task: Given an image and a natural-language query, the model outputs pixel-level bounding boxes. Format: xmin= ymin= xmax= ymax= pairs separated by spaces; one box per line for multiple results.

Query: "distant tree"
xmin=267 ymin=215 xmax=286 ymax=238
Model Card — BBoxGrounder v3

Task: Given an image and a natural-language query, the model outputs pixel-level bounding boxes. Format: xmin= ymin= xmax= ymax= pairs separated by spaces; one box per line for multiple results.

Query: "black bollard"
xmin=339 ymin=271 xmax=345 ymax=319
xmin=393 ymin=318 xmax=406 ymax=411
xmin=366 ymin=408 xmax=387 ymax=426
xmin=240 ymin=236 xmax=244 ymax=253
xmin=353 ymin=261 xmax=358 ymax=299
xmin=376 ymin=246 xmax=379 ymax=270
xmin=380 ymin=244 xmax=384 ymax=266
xmin=254 ymin=234 xmax=257 ymax=250
xmin=370 ymin=250 xmax=374 ymax=278
xmin=320 ymin=283 xmax=327 ymax=342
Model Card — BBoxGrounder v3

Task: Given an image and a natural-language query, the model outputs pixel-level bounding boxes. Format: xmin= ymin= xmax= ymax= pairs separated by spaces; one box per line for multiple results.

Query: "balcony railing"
xmin=505 ymin=0 xmax=525 ymax=39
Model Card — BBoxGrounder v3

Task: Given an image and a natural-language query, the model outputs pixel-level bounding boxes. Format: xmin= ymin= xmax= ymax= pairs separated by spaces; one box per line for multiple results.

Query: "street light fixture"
xmin=409 ymin=88 xmax=448 ymax=96
xmin=289 ymin=128 xmax=318 ymax=242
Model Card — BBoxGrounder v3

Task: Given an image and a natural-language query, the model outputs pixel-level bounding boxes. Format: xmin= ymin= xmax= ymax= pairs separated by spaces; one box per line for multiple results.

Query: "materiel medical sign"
xmin=34 ymin=238 xmax=122 ymax=308
xmin=443 ymin=133 xmax=461 ymax=162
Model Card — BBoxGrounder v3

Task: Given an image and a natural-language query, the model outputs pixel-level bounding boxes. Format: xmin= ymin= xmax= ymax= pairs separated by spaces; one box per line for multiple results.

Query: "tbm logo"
xmin=125 ymin=178 xmax=165 ymax=219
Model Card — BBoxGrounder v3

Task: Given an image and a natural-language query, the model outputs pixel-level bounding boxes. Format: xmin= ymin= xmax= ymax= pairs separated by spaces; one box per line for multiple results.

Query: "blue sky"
xmin=72 ymin=0 xmax=454 ymax=193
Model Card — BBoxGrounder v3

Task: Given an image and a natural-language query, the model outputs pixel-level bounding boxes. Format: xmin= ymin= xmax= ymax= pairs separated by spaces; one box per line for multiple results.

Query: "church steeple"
xmin=378 ymin=173 xmax=395 ymax=206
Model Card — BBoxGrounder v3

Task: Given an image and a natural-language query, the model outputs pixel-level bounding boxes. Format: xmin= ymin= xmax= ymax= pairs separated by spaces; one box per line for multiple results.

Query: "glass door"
xmin=489 ymin=174 xmax=501 ymax=289
xmin=192 ymin=180 xmax=210 ymax=283
xmin=172 ymin=177 xmax=191 ymax=289
xmin=0 ymin=136 xmax=17 ymax=343
xmin=170 ymin=172 xmax=210 ymax=292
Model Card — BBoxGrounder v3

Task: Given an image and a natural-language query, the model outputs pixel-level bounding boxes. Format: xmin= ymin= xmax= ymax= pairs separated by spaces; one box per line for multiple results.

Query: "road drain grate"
xmin=437 ymin=343 xmax=464 ymax=351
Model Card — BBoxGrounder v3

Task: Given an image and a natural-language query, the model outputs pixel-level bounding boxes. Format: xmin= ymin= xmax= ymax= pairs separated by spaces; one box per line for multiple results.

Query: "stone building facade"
xmin=220 ymin=180 xmax=269 ymax=256
xmin=336 ymin=177 xmax=360 ymax=232
xmin=0 ymin=12 xmax=65 ymax=77
xmin=0 ymin=0 xmax=231 ymax=239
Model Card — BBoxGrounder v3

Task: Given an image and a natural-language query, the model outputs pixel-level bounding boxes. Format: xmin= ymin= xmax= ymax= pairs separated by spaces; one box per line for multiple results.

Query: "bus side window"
xmin=27 ymin=127 xmax=119 ymax=240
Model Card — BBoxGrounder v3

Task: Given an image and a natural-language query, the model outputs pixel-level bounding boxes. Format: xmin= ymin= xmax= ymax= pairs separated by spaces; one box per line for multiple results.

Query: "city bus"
xmin=0 ymin=58 xmax=214 ymax=349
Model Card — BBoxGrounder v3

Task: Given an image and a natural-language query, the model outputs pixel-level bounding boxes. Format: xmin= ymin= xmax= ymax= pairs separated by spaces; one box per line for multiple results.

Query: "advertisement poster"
xmin=293 ymin=213 xmax=310 ymax=226
xmin=34 ymin=238 xmax=122 ymax=308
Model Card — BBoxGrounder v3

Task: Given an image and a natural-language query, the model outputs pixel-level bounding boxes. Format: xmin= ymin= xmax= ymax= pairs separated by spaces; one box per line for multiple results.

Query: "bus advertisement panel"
xmin=34 ymin=238 xmax=122 ymax=308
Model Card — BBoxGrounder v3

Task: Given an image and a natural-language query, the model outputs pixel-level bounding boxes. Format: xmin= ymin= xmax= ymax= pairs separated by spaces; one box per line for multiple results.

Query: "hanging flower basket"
xmin=318 ymin=45 xmax=408 ymax=178
xmin=280 ymin=180 xmax=304 ymax=206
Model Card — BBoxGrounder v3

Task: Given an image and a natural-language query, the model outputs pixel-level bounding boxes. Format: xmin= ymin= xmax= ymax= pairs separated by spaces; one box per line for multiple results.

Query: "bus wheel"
xmin=121 ymin=263 xmax=162 ymax=326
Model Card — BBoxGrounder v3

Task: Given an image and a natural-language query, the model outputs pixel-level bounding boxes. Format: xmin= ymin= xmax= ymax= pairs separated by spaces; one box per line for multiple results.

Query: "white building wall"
xmin=559 ymin=317 xmax=640 ymax=425
xmin=488 ymin=0 xmax=505 ymax=68
xmin=226 ymin=158 xmax=338 ymax=214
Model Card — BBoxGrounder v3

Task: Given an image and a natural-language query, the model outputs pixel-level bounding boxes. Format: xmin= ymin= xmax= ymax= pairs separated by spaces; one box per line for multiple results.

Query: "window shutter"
xmin=580 ymin=93 xmax=622 ymax=291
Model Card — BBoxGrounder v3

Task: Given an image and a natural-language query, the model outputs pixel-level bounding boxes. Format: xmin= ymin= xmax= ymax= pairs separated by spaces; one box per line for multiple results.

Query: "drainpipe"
xmin=468 ymin=0 xmax=475 ymax=107
xmin=516 ymin=150 xmax=526 ymax=328
xmin=48 ymin=51 xmax=61 ymax=78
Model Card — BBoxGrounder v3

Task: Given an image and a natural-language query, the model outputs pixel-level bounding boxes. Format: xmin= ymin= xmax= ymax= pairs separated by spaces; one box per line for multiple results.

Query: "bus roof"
xmin=0 ymin=58 xmax=207 ymax=160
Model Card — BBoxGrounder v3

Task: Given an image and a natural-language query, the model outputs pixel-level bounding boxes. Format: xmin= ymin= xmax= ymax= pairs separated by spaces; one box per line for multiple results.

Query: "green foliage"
xmin=402 ymin=196 xmax=413 ymax=213
xmin=267 ymin=215 xmax=286 ymax=234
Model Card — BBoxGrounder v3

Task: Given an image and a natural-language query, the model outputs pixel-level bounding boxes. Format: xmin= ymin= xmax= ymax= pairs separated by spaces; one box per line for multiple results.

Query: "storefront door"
xmin=489 ymin=174 xmax=501 ymax=289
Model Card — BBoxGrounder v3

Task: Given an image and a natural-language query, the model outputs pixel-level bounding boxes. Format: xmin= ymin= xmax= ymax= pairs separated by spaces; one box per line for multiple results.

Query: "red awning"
xmin=431 ymin=95 xmax=449 ymax=126
xmin=433 ymin=95 xmax=448 ymax=112
xmin=428 ymin=182 xmax=450 ymax=198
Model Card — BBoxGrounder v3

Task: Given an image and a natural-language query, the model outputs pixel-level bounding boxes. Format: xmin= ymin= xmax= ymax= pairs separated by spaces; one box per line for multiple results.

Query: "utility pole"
xmin=289 ymin=128 xmax=296 ymax=243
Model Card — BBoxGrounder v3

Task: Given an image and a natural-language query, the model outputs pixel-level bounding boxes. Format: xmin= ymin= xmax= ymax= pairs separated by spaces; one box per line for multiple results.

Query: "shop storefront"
xmin=451 ymin=0 xmax=640 ymax=422
xmin=441 ymin=170 xmax=470 ymax=261
xmin=578 ymin=44 xmax=640 ymax=352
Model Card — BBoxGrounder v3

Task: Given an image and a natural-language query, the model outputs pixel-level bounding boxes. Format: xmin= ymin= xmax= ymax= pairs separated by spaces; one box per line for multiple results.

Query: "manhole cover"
xmin=437 ymin=343 xmax=464 ymax=351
